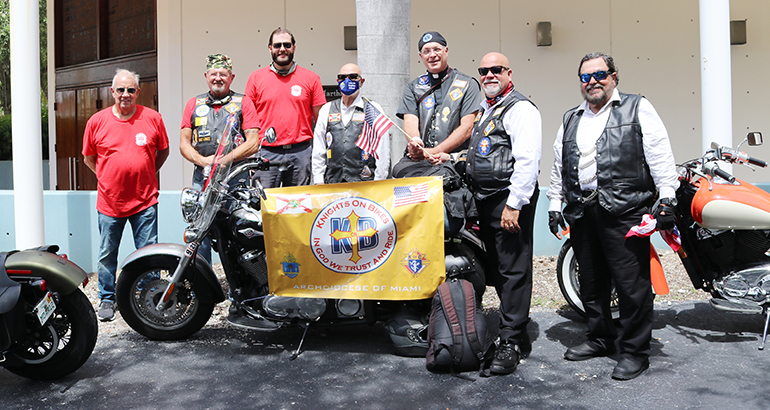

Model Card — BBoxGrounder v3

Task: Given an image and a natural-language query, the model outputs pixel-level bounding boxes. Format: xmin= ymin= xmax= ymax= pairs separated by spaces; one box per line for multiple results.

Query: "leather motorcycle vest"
xmin=323 ymin=99 xmax=376 ymax=183
xmin=561 ymin=92 xmax=656 ymax=220
xmin=411 ymin=69 xmax=475 ymax=152
xmin=466 ymin=90 xmax=530 ymax=200
xmin=190 ymin=91 xmax=245 ymax=157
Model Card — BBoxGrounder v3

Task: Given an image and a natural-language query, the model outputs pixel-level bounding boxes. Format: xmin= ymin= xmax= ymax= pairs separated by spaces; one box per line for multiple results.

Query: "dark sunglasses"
xmin=115 ymin=87 xmax=137 ymax=94
xmin=579 ymin=70 xmax=612 ymax=83
xmin=337 ymin=73 xmax=361 ymax=81
xmin=477 ymin=66 xmax=508 ymax=76
xmin=271 ymin=42 xmax=293 ymax=49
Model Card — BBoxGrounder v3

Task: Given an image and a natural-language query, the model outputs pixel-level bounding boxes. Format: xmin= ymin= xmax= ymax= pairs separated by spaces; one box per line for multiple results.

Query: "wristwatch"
xmin=659 ymin=197 xmax=678 ymax=207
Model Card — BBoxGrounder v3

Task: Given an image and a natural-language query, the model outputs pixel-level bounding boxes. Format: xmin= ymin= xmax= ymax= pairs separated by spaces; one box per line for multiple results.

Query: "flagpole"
xmin=362 ymin=97 xmax=433 ymax=158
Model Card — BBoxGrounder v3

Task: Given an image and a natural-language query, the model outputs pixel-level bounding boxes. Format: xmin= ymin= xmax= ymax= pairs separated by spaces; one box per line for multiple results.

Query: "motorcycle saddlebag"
xmin=383 ymin=309 xmax=429 ymax=357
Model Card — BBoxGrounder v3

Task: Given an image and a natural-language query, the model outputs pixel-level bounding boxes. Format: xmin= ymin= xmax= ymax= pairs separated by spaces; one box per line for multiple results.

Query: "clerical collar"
xmin=486 ymin=82 xmax=514 ymax=107
xmin=270 ymin=62 xmax=297 ymax=76
xmin=429 ymin=67 xmax=450 ymax=86
xmin=206 ymin=91 xmax=232 ymax=106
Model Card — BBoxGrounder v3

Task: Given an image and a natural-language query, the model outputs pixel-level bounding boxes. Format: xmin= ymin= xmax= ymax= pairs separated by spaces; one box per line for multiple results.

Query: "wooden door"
xmin=55 ymin=90 xmax=77 ymax=190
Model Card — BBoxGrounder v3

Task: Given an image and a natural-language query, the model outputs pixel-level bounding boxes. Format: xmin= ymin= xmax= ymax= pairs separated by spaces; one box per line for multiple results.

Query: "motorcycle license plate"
xmin=34 ymin=292 xmax=56 ymax=325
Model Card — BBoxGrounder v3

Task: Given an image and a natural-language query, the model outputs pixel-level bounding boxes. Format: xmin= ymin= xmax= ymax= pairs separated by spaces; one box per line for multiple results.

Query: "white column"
xmin=156 ymin=0 xmax=184 ymax=190
xmin=699 ymin=0 xmax=733 ymax=162
xmin=356 ymin=0 xmax=411 ymax=169
xmin=10 ymin=0 xmax=45 ymax=248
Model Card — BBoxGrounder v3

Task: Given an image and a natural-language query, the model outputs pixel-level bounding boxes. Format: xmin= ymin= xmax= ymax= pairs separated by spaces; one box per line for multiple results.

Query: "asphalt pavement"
xmin=2 ymin=301 xmax=770 ymax=410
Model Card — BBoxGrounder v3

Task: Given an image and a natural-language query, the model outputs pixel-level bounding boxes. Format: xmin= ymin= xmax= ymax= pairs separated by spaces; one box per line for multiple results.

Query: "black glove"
xmin=653 ymin=202 xmax=676 ymax=231
xmin=548 ymin=211 xmax=566 ymax=236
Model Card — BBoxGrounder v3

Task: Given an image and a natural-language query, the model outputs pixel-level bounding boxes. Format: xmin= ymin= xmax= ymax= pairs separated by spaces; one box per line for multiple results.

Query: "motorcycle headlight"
xmin=180 ymin=188 xmax=203 ymax=224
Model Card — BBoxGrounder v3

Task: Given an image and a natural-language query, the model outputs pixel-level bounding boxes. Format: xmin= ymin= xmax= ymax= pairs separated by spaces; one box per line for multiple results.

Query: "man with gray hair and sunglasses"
xmin=83 ymin=68 xmax=170 ymax=322
xmin=546 ymin=52 xmax=678 ymax=380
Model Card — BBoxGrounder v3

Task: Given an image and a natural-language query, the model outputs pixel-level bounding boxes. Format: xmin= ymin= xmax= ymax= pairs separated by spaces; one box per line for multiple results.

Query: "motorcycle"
xmin=115 ymin=116 xmax=486 ymax=354
xmin=557 ymin=132 xmax=770 ymax=349
xmin=0 ymin=245 xmax=98 ymax=379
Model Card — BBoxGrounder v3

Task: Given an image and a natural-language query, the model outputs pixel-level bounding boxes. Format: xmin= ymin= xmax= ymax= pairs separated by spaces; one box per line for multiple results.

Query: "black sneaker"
xmin=98 ymin=300 xmax=116 ymax=322
xmin=490 ymin=340 xmax=520 ymax=375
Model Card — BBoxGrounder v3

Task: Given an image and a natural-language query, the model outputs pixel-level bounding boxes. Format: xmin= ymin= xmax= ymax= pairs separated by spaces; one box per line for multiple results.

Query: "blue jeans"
xmin=97 ymin=205 xmax=158 ymax=302
xmin=192 ymin=167 xmax=212 ymax=265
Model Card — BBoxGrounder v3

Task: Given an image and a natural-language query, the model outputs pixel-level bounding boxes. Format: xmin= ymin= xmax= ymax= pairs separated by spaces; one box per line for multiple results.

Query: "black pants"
xmin=476 ymin=188 xmax=538 ymax=344
xmin=569 ymin=198 xmax=653 ymax=359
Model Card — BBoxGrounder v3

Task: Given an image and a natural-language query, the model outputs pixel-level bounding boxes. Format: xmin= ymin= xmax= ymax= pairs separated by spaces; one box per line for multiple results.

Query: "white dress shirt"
xmin=547 ymin=89 xmax=678 ymax=212
xmin=477 ymin=94 xmax=542 ymax=210
xmin=311 ymin=95 xmax=390 ymax=184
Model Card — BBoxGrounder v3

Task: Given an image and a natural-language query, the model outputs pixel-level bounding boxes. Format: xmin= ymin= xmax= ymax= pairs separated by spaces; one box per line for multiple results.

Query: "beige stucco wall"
xmin=155 ymin=0 xmax=770 ymax=190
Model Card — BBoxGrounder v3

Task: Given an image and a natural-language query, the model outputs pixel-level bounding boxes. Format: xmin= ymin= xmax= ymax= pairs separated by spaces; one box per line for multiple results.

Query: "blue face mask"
xmin=339 ymin=78 xmax=360 ymax=95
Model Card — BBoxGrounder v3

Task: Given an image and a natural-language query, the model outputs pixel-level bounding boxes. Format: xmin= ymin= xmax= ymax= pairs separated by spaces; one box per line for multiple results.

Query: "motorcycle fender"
xmin=5 ymin=250 xmax=88 ymax=296
xmin=120 ymin=243 xmax=226 ymax=304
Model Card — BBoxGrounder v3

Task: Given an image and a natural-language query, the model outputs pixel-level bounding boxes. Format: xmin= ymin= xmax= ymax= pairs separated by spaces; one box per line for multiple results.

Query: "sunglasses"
xmin=337 ymin=73 xmax=361 ymax=81
xmin=579 ymin=70 xmax=612 ymax=83
xmin=271 ymin=42 xmax=293 ymax=49
xmin=115 ymin=87 xmax=137 ymax=94
xmin=477 ymin=66 xmax=509 ymax=76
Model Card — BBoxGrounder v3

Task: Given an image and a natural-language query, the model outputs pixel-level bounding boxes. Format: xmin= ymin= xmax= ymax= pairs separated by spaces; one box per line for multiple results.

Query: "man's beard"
xmin=582 ymin=83 xmax=609 ymax=106
xmin=272 ymin=50 xmax=294 ymax=66
xmin=482 ymin=80 xmax=502 ymax=98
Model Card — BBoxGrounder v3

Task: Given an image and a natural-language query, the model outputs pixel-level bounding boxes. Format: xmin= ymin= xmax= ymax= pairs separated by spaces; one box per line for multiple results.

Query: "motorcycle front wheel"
xmin=116 ymin=260 xmax=214 ymax=340
xmin=4 ymin=288 xmax=98 ymax=380
xmin=556 ymin=239 xmax=620 ymax=320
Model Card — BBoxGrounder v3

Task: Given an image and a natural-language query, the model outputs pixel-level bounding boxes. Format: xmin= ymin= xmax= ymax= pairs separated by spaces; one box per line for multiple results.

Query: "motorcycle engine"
xmin=713 ymin=265 xmax=770 ymax=304
xmin=238 ymin=249 xmax=269 ymax=288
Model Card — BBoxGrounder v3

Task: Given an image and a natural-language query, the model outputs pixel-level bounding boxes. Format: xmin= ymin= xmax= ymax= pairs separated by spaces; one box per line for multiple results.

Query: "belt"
xmin=265 ymin=140 xmax=310 ymax=150
xmin=580 ymin=189 xmax=598 ymax=203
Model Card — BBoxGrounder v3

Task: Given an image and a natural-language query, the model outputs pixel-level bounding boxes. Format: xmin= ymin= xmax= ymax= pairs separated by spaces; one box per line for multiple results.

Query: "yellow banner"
xmin=261 ymin=177 xmax=445 ymax=300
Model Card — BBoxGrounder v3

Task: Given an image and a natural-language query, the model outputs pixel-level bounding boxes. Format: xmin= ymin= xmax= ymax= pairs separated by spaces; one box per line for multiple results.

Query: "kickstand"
xmin=289 ymin=322 xmax=310 ymax=360
xmin=760 ymin=308 xmax=770 ymax=351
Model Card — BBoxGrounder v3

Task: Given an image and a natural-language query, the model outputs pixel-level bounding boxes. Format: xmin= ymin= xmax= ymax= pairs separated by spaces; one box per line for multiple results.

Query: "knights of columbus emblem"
xmin=401 ymin=248 xmax=430 ymax=277
xmin=281 ymin=253 xmax=300 ymax=279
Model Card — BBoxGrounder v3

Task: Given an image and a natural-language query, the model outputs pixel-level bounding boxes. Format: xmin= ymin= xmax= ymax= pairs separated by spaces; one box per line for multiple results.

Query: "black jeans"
xmin=570 ymin=198 xmax=653 ymax=358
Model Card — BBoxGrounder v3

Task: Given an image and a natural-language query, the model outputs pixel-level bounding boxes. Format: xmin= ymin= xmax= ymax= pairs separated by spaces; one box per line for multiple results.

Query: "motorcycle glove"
xmin=548 ymin=211 xmax=566 ymax=235
xmin=653 ymin=203 xmax=676 ymax=231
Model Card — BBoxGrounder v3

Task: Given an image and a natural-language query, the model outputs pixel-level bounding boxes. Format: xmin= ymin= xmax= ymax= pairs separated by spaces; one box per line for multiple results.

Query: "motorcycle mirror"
xmin=747 ymin=132 xmax=763 ymax=146
xmin=264 ymin=127 xmax=277 ymax=144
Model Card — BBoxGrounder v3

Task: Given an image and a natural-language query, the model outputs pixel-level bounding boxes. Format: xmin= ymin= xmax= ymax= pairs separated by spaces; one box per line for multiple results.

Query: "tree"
xmin=0 ymin=0 xmax=48 ymax=115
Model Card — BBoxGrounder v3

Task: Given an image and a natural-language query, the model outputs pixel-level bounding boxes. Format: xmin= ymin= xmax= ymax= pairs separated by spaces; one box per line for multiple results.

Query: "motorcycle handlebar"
xmin=704 ymin=162 xmax=736 ymax=183
xmin=747 ymin=156 xmax=768 ymax=168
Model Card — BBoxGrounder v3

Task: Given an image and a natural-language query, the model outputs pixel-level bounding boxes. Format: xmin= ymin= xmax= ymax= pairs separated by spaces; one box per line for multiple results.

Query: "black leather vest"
xmin=190 ymin=91 xmax=245 ymax=157
xmin=561 ymin=93 xmax=656 ymax=220
xmin=409 ymin=69 xmax=475 ymax=152
xmin=322 ymin=99 xmax=376 ymax=183
xmin=466 ymin=90 xmax=531 ymax=200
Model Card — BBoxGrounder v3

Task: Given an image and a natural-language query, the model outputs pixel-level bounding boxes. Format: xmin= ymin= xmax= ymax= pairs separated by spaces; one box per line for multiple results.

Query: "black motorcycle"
xmin=1 ymin=246 xmax=98 ymax=379
xmin=115 ymin=118 xmax=486 ymax=355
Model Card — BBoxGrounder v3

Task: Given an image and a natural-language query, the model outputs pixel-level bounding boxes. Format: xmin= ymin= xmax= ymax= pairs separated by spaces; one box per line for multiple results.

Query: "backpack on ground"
xmin=425 ymin=278 xmax=492 ymax=374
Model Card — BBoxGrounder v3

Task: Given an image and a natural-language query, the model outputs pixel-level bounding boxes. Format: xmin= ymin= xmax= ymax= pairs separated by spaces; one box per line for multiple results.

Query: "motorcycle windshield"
xmin=192 ymin=114 xmax=238 ymax=231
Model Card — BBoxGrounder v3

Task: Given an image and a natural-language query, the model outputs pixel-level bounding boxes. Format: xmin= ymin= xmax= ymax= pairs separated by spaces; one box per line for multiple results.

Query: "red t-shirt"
xmin=82 ymin=106 xmax=170 ymax=218
xmin=244 ymin=65 xmax=326 ymax=146
xmin=180 ymin=93 xmax=259 ymax=130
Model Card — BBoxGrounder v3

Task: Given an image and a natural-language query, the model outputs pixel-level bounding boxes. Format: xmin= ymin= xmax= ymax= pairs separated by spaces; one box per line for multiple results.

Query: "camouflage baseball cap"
xmin=207 ymin=54 xmax=232 ymax=71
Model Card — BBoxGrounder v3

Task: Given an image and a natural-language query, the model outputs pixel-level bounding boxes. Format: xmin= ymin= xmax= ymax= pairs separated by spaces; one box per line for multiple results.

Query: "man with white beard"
xmin=463 ymin=52 xmax=542 ymax=375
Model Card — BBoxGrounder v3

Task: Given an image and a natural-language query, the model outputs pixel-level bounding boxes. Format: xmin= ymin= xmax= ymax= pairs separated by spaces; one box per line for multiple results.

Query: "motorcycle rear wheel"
xmin=116 ymin=261 xmax=214 ymax=340
xmin=4 ymin=288 xmax=98 ymax=380
xmin=556 ymin=239 xmax=620 ymax=320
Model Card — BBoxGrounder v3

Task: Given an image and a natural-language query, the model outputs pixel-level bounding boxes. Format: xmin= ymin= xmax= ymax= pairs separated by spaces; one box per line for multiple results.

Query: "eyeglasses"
xmin=115 ymin=87 xmax=137 ymax=94
xmin=337 ymin=73 xmax=361 ymax=81
xmin=271 ymin=42 xmax=293 ymax=49
xmin=477 ymin=66 xmax=509 ymax=76
xmin=579 ymin=70 xmax=612 ymax=83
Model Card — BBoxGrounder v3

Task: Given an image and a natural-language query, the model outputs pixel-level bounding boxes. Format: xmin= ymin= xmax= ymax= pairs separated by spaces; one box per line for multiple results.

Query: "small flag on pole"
xmin=356 ymin=103 xmax=394 ymax=159
xmin=394 ymin=183 xmax=429 ymax=207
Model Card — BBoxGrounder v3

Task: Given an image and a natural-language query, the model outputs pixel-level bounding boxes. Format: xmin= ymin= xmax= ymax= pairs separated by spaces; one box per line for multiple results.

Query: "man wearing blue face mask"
xmin=311 ymin=63 xmax=391 ymax=184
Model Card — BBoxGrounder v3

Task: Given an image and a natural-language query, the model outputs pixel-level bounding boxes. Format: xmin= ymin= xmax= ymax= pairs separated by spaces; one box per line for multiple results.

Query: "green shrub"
xmin=0 ymin=111 xmax=49 ymax=160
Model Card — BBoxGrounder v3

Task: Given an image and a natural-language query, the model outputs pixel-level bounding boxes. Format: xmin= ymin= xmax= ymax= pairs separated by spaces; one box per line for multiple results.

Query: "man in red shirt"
xmin=244 ymin=27 xmax=326 ymax=188
xmin=180 ymin=54 xmax=260 ymax=264
xmin=83 ymin=69 xmax=170 ymax=322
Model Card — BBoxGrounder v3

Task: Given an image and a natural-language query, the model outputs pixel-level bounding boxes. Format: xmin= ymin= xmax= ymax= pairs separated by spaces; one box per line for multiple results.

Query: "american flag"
xmin=394 ymin=183 xmax=429 ymax=207
xmin=356 ymin=103 xmax=394 ymax=159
